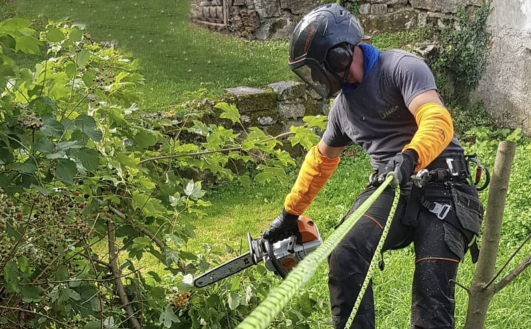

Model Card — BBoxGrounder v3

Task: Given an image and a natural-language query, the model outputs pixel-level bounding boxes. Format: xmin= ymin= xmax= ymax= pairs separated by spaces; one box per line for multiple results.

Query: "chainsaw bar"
xmin=193 ymin=252 xmax=256 ymax=288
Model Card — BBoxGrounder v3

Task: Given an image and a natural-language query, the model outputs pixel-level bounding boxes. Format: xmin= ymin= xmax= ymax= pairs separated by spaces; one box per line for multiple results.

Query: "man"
xmin=262 ymin=4 xmax=484 ymax=329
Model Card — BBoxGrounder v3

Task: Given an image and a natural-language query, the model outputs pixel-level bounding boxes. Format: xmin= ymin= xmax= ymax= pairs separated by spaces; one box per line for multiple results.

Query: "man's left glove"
xmin=378 ymin=150 xmax=418 ymax=188
xmin=262 ymin=209 xmax=300 ymax=243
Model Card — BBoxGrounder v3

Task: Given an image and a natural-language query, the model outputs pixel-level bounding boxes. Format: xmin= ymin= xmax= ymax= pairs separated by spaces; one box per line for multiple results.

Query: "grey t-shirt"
xmin=322 ymin=50 xmax=463 ymax=170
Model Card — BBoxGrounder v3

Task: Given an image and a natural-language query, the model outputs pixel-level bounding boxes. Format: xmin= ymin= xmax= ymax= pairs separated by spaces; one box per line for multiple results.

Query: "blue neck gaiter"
xmin=342 ymin=44 xmax=380 ymax=94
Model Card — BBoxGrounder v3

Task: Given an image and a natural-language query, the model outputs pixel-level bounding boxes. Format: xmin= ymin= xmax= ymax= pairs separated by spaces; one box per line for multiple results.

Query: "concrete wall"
xmin=473 ymin=0 xmax=531 ymax=134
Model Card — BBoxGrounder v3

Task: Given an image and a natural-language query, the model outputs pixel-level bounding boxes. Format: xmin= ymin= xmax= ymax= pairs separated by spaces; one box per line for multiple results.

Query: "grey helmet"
xmin=288 ymin=4 xmax=364 ymax=98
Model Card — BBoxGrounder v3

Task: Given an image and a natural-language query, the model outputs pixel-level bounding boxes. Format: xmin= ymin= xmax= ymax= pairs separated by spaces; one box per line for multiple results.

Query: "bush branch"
xmin=107 ymin=205 xmax=187 ymax=274
xmin=485 ymin=231 xmax=531 ymax=289
xmin=0 ymin=306 xmax=73 ymax=328
xmin=107 ymin=220 xmax=141 ymax=329
xmin=494 ymin=254 xmax=531 ymax=293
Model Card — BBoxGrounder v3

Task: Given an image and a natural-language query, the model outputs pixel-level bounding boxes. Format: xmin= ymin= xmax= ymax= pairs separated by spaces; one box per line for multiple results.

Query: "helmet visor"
xmin=292 ymin=63 xmax=331 ymax=99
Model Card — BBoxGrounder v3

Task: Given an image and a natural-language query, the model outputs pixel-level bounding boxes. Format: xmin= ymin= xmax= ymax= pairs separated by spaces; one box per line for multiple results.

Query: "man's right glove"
xmin=262 ymin=209 xmax=300 ymax=243
xmin=378 ymin=150 xmax=418 ymax=188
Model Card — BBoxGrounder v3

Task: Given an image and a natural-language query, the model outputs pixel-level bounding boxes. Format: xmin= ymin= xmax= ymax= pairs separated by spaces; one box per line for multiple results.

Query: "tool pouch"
xmin=449 ymin=183 xmax=484 ymax=236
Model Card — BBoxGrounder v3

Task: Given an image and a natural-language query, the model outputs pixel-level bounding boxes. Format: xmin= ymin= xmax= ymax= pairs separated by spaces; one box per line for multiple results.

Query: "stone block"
xmin=268 ymin=81 xmax=306 ymax=100
xmin=279 ymin=103 xmax=305 ymax=119
xmin=226 ymin=87 xmax=278 ymax=114
xmin=255 ymin=16 xmax=297 ymax=40
xmin=418 ymin=12 xmax=428 ymax=27
xmin=360 ymin=8 xmax=418 ymax=34
xmin=191 ymin=4 xmax=202 ymax=18
xmin=370 ymin=0 xmax=407 ymax=4
xmin=302 ymin=99 xmax=321 ymax=116
xmin=254 ymin=0 xmax=281 ymax=18
xmin=409 ymin=0 xmax=479 ymax=14
xmin=280 ymin=0 xmax=320 ymax=15
xmin=359 ymin=4 xmax=371 ymax=15
xmin=371 ymin=4 xmax=388 ymax=15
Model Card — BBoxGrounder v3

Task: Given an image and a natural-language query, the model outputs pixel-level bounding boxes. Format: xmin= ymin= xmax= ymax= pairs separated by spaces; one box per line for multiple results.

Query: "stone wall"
xmin=472 ymin=0 xmax=531 ymax=135
xmin=191 ymin=0 xmax=483 ymax=39
xmin=223 ymin=81 xmax=328 ymax=139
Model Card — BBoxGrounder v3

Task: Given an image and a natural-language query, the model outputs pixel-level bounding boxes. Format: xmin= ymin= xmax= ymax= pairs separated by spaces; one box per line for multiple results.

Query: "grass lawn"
xmin=183 ymin=151 xmax=531 ymax=329
xmin=13 ymin=0 xmax=293 ymax=110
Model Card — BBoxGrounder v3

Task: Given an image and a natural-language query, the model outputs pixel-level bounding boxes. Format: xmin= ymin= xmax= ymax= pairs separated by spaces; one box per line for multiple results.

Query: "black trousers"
xmin=328 ymin=183 xmax=471 ymax=329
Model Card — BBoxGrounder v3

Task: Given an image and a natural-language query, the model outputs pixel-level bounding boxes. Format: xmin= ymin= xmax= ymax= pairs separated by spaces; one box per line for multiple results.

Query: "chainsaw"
xmin=193 ymin=216 xmax=322 ymax=288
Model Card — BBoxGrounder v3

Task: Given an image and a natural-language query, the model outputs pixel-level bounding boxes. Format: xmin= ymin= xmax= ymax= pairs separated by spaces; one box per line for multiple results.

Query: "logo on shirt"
xmin=379 ymin=106 xmax=398 ymax=119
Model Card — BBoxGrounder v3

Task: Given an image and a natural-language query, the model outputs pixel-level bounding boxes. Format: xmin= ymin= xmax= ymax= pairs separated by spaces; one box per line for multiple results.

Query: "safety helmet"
xmin=288 ymin=3 xmax=364 ymax=99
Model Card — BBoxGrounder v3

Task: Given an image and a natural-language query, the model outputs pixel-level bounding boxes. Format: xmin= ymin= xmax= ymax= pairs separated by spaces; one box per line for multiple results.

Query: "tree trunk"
xmin=463 ymin=141 xmax=516 ymax=329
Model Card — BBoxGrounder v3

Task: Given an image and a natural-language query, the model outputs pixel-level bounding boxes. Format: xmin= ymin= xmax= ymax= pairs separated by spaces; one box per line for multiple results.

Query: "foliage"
xmin=433 ymin=1 xmax=491 ymax=104
xmin=449 ymin=101 xmax=496 ymax=137
xmin=0 ymin=19 xmax=324 ymax=328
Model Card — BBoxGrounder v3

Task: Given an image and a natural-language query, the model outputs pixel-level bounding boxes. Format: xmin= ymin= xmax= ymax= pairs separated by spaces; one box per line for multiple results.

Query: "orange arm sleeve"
xmin=284 ymin=145 xmax=340 ymax=216
xmin=402 ymin=102 xmax=454 ymax=171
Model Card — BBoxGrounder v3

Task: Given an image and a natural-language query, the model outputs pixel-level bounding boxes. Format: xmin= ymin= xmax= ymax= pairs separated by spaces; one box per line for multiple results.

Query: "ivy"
xmin=433 ymin=1 xmax=491 ymax=104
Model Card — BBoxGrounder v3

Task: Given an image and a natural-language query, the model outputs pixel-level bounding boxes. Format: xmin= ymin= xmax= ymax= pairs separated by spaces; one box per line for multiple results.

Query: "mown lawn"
xmin=184 ymin=146 xmax=531 ymax=328
xmin=13 ymin=0 xmax=292 ymax=110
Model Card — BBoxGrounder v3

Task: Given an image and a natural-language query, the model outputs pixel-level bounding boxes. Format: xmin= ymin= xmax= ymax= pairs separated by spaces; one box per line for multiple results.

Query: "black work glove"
xmin=262 ymin=209 xmax=300 ymax=243
xmin=378 ymin=150 xmax=418 ymax=188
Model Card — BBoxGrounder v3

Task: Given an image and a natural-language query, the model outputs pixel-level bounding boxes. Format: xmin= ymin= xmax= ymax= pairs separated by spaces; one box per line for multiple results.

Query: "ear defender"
xmin=326 ymin=44 xmax=353 ymax=73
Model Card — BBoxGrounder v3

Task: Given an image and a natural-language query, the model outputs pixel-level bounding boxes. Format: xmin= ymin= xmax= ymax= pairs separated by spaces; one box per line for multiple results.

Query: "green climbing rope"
xmin=344 ymin=181 xmax=400 ymax=328
xmin=236 ymin=175 xmax=398 ymax=329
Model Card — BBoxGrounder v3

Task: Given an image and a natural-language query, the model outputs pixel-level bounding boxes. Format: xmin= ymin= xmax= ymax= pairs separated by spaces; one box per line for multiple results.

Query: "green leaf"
xmin=41 ymin=113 xmax=64 ymax=138
xmin=132 ymin=191 xmax=149 ymax=210
xmin=30 ymin=184 xmax=53 ymax=196
xmin=303 ymin=115 xmax=328 ymax=129
xmin=132 ymin=236 xmax=152 ymax=250
xmin=216 ymin=102 xmax=241 ymax=124
xmin=116 ymin=153 xmax=139 ymax=168
xmin=164 ymin=247 xmax=180 ymax=267
xmin=67 ymin=288 xmax=81 ymax=301
xmin=148 ymin=271 xmax=162 ymax=283
xmin=55 ymin=159 xmax=77 ymax=184
xmin=139 ymin=176 xmax=156 ymax=189
xmin=83 ymin=199 xmax=99 ymax=216
xmin=159 ymin=304 xmax=180 ymax=328
xmin=76 ymin=147 xmax=99 ymax=171
xmin=18 ymin=256 xmax=32 ymax=276
xmin=75 ymin=114 xmax=102 ymax=142
xmin=230 ymin=275 xmax=240 ymax=291
xmin=228 ymin=292 xmax=241 ymax=310
xmin=15 ymin=159 xmax=37 ymax=174
xmin=4 ymin=261 xmax=20 ymax=293
xmin=35 ymin=137 xmax=54 ymax=154
xmin=165 ymin=234 xmax=184 ymax=247
xmin=20 ymin=285 xmax=42 ymax=303
xmin=179 ymin=250 xmax=197 ymax=260
xmin=239 ymin=175 xmax=251 ymax=189
xmin=84 ymin=321 xmax=100 ymax=329
xmin=184 ymin=180 xmax=205 ymax=200
xmin=47 ymin=27 xmax=65 ymax=42
xmin=288 ymin=125 xmax=319 ymax=150
xmin=15 ymin=35 xmax=41 ymax=54
xmin=29 ymin=97 xmax=57 ymax=116
xmin=188 ymin=120 xmax=210 ymax=136
xmin=65 ymin=63 xmax=76 ymax=78
xmin=82 ymin=70 xmax=96 ymax=87
xmin=69 ymin=27 xmax=83 ymax=42
xmin=133 ymin=128 xmax=158 ymax=148
xmin=76 ymin=49 xmax=90 ymax=68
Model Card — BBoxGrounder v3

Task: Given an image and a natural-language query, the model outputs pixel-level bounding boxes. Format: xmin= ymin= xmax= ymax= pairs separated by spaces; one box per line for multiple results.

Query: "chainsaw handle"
xmin=263 ymin=239 xmax=289 ymax=279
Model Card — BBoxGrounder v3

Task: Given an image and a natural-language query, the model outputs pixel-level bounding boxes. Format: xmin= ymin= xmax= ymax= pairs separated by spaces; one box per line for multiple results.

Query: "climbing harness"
xmin=235 ymin=175 xmax=398 ymax=329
